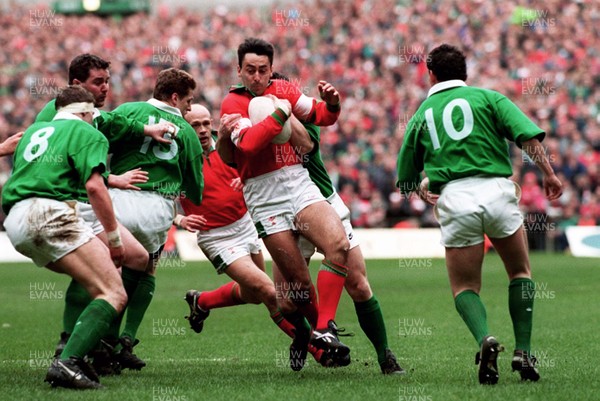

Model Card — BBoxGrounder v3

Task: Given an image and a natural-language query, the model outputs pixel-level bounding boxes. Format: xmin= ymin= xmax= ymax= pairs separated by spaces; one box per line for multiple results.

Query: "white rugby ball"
xmin=248 ymin=96 xmax=292 ymax=144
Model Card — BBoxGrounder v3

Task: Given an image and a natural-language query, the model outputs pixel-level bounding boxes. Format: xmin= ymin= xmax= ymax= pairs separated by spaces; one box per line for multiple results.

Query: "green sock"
xmin=454 ymin=290 xmax=488 ymax=346
xmin=509 ymin=278 xmax=535 ymax=352
xmin=120 ymin=273 xmax=156 ymax=341
xmin=63 ymin=280 xmax=93 ymax=334
xmin=60 ymin=299 xmax=117 ymax=360
xmin=103 ymin=266 xmax=143 ymax=342
xmin=355 ymin=295 xmax=389 ymax=364
xmin=121 ymin=267 xmax=145 ymax=299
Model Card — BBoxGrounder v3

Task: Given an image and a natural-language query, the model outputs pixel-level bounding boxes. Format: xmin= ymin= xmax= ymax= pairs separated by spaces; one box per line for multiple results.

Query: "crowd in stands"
xmin=0 ymin=0 xmax=598 ymax=252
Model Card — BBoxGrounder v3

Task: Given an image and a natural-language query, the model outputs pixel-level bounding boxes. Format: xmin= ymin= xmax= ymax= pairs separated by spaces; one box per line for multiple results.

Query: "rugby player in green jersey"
xmin=396 ymin=44 xmax=562 ymax=384
xmin=2 ymin=86 xmax=126 ymax=389
xmin=107 ymin=68 xmax=204 ymax=369
xmin=36 ymin=54 xmax=177 ymax=375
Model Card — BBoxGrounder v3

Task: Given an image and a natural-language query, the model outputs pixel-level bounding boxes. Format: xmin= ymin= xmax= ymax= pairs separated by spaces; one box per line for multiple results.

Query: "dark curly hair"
xmin=68 ymin=54 xmax=110 ymax=84
xmin=426 ymin=44 xmax=467 ymax=82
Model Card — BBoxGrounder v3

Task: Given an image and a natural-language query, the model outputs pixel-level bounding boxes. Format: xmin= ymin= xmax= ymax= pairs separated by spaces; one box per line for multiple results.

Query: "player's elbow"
xmin=85 ymin=172 xmax=106 ymax=198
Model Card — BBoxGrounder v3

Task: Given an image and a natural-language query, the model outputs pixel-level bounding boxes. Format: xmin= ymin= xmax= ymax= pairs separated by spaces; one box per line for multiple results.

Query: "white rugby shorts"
xmin=196 ymin=212 xmax=261 ymax=274
xmin=434 ymin=176 xmax=523 ymax=247
xmin=243 ymin=164 xmax=324 ymax=238
xmin=77 ymin=201 xmax=104 ymax=236
xmin=109 ymin=188 xmax=176 ymax=253
xmin=4 ymin=198 xmax=95 ymax=267
xmin=298 ymin=191 xmax=359 ymax=259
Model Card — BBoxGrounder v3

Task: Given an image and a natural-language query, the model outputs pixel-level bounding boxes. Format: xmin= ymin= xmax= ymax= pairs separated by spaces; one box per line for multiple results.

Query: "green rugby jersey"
xmin=396 ymin=80 xmax=544 ymax=194
xmin=304 ymin=123 xmax=335 ymax=199
xmin=36 ymin=99 xmax=146 ymax=202
xmin=110 ymin=99 xmax=203 ymax=205
xmin=2 ymin=113 xmax=108 ymax=214
xmin=35 ymin=99 xmax=145 ymax=143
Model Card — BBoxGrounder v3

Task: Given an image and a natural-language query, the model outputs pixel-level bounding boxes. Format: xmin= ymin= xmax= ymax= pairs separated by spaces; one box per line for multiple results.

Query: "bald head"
xmin=185 ymin=104 xmax=213 ymax=152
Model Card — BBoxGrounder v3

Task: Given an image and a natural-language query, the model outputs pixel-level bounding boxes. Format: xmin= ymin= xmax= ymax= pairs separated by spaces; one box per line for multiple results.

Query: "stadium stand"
xmin=0 ymin=0 xmax=598 ymax=252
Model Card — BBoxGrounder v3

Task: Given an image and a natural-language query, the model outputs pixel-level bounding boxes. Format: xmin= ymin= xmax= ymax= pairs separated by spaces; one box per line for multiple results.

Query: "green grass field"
xmin=1 ymin=253 xmax=598 ymax=401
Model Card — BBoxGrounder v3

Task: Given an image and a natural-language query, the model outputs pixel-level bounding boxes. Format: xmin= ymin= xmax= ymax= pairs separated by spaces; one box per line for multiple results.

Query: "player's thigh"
xmin=295 ymin=200 xmax=348 ymax=255
xmin=445 ymin=243 xmax=485 ymax=297
xmin=96 ymin=222 xmax=149 ymax=270
xmin=227 ymin=256 xmax=275 ymax=296
xmin=53 ymin=238 xmax=126 ymax=310
xmin=250 ymin=251 xmax=266 ymax=272
xmin=262 ymin=231 xmax=311 ymax=285
xmin=489 ymin=225 xmax=531 ymax=280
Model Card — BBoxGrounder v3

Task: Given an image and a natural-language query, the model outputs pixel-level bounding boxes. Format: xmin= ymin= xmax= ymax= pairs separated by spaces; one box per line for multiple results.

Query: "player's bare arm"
xmin=521 ymin=138 xmax=563 ymax=200
xmin=0 ymin=131 xmax=23 ymax=156
xmin=288 ymin=115 xmax=314 ymax=156
xmin=86 ymin=171 xmax=125 ymax=267
xmin=107 ymin=168 xmax=149 ymax=191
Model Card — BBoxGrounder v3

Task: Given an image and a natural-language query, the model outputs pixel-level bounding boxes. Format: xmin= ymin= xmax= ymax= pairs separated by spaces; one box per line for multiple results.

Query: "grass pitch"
xmin=0 ymin=253 xmax=598 ymax=401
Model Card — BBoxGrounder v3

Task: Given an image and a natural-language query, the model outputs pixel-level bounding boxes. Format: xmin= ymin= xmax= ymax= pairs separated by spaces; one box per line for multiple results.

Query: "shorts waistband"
xmin=198 ymin=212 xmax=251 ymax=235
xmin=441 ymin=175 xmax=503 ymax=191
xmin=244 ymin=164 xmax=304 ymax=185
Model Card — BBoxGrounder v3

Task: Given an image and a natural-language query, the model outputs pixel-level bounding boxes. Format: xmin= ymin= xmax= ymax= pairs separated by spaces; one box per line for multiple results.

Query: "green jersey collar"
xmin=428 ymin=80 xmax=467 ymax=98
xmin=147 ymin=98 xmax=182 ymax=117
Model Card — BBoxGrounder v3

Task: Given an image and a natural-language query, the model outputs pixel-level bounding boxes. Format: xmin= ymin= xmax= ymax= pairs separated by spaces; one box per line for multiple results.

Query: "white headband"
xmin=56 ymin=102 xmax=95 ymax=114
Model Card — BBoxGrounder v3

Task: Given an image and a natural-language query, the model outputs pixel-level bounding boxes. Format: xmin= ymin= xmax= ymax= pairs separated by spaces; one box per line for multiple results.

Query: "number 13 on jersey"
xmin=139 ymin=116 xmax=179 ymax=160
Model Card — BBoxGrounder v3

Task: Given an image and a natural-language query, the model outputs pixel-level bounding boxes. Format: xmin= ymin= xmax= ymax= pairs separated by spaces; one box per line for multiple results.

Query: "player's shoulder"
xmin=456 ymin=85 xmax=506 ymax=102
xmin=113 ymin=101 xmax=148 ymax=113
xmin=34 ymin=99 xmax=57 ymax=123
xmin=41 ymin=98 xmax=57 ymax=110
xmin=221 ymin=90 xmax=252 ymax=116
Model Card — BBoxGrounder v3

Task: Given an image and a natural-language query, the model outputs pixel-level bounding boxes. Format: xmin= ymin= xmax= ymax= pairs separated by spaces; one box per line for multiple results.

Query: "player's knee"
xmin=126 ymin=247 xmax=149 ymax=270
xmin=107 ymin=286 xmax=128 ymax=313
xmin=240 ymin=280 xmax=267 ymax=305
xmin=259 ymin=281 xmax=277 ymax=301
xmin=323 ymin=234 xmax=350 ymax=264
xmin=259 ymin=284 xmax=278 ymax=309
xmin=344 ymin=274 xmax=372 ymax=301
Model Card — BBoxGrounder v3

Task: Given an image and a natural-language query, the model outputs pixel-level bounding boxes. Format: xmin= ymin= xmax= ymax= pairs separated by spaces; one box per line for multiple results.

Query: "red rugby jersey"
xmin=220 ymin=79 xmax=340 ymax=181
xmin=180 ymin=149 xmax=246 ymax=229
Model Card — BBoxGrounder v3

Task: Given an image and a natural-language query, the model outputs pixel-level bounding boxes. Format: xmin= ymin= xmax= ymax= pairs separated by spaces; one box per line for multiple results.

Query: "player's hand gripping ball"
xmin=248 ymin=96 xmax=292 ymax=144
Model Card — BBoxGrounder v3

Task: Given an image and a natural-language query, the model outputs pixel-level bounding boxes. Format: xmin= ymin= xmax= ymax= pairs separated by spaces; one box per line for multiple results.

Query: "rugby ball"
xmin=248 ymin=96 xmax=292 ymax=144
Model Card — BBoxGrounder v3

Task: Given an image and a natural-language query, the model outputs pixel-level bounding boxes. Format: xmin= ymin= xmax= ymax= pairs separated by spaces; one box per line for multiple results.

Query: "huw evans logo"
xmin=274 ymin=9 xmax=309 ymax=27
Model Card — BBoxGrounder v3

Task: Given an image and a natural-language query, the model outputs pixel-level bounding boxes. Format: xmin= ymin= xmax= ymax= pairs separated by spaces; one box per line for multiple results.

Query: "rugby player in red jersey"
xmin=217 ymin=37 xmax=352 ymax=368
